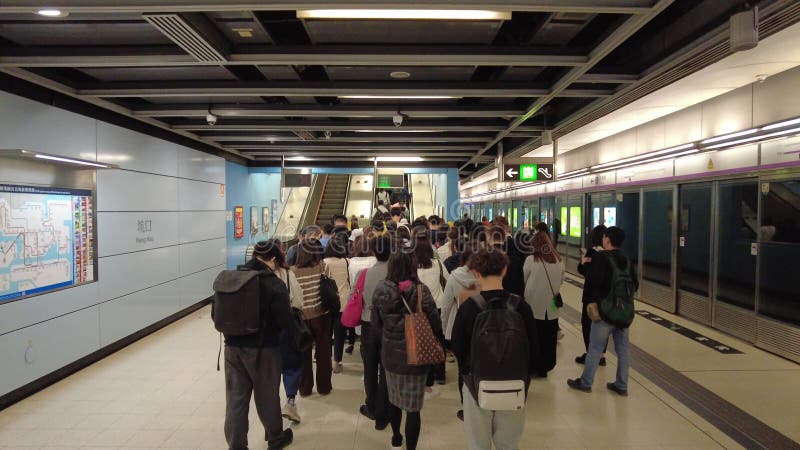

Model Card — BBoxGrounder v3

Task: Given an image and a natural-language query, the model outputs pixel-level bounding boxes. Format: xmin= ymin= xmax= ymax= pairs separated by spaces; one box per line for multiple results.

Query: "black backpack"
xmin=212 ymin=268 xmax=262 ymax=335
xmin=466 ymin=294 xmax=530 ymax=410
xmin=598 ymin=254 xmax=636 ymax=328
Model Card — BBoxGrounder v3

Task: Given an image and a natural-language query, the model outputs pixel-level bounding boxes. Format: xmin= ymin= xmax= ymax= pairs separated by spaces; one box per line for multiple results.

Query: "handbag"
xmin=540 ymin=259 xmax=564 ymax=309
xmin=341 ymin=268 xmax=367 ymax=327
xmin=402 ymin=284 xmax=446 ymax=366
xmin=320 ymin=272 xmax=341 ymax=313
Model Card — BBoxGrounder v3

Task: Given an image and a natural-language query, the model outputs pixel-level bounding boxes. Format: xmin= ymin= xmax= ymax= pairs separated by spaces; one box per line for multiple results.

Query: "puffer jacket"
xmin=371 ymin=280 xmax=445 ymax=375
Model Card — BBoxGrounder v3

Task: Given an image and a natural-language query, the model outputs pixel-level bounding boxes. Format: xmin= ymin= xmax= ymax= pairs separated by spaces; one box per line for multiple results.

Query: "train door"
xmin=677 ymin=182 xmax=713 ymax=324
xmin=640 ymin=187 xmax=676 ymax=312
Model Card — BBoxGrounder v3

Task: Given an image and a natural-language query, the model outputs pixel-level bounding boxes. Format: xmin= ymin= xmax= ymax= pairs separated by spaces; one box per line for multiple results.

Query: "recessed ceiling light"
xmin=297 ymin=9 xmax=511 ymax=21
xmin=36 ymin=9 xmax=68 ymax=17
xmin=390 ymin=71 xmax=411 ymax=79
xmin=232 ymin=28 xmax=253 ymax=38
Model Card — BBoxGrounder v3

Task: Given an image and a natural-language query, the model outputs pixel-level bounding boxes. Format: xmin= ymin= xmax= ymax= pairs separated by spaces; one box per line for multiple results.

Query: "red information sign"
xmin=234 ymin=206 xmax=244 ymax=239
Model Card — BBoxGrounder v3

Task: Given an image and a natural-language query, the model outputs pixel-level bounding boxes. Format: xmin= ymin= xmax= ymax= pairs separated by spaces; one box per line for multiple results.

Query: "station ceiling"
xmin=0 ymin=0 xmax=798 ymax=176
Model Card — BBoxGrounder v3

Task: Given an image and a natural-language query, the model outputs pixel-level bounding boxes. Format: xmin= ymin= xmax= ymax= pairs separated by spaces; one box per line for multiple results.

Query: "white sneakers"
xmin=281 ymin=402 xmax=301 ymax=423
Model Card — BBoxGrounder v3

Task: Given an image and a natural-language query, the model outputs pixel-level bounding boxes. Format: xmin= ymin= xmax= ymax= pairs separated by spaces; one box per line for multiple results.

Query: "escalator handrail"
xmin=309 ymin=174 xmax=328 ymax=226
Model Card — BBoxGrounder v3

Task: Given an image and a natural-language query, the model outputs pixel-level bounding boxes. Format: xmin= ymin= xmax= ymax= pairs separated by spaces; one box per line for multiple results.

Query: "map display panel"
xmin=0 ymin=184 xmax=94 ymax=303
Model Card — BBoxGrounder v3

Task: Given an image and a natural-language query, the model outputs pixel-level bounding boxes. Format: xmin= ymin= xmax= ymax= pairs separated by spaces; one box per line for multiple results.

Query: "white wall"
xmin=0 ymin=91 xmax=226 ymax=397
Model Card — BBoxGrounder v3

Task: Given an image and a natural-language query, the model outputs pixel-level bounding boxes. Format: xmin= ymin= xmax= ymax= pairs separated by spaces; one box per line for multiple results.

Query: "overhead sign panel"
xmin=501 ymin=158 xmax=555 ymax=182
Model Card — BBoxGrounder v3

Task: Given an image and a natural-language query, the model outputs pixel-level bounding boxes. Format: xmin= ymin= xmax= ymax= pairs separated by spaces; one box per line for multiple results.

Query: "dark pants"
xmin=360 ymin=321 xmax=389 ymax=421
xmin=280 ymin=330 xmax=303 ymax=400
xmin=333 ymin=313 xmax=357 ymax=362
xmin=535 ymin=318 xmax=559 ymax=375
xmin=581 ymin=303 xmax=608 ymax=353
xmin=224 ymin=346 xmax=283 ymax=449
xmin=300 ymin=314 xmax=333 ymax=396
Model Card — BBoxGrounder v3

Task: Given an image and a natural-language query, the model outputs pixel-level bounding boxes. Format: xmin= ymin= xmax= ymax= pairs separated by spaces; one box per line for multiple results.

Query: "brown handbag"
xmin=403 ymin=284 xmax=446 ymax=366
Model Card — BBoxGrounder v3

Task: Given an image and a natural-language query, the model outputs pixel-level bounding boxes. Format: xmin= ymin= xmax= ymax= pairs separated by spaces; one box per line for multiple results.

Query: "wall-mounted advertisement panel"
xmin=604 ymin=207 xmax=617 ymax=227
xmin=0 ymin=184 xmax=95 ymax=303
xmin=569 ymin=206 xmax=582 ymax=238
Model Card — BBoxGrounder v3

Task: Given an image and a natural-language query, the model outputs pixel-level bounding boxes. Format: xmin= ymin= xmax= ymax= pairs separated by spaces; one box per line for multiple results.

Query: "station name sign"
xmin=501 ymin=157 xmax=555 ymax=182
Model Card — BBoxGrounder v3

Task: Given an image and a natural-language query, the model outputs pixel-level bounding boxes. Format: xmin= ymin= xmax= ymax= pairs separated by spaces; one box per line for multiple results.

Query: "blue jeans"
xmin=580 ymin=319 xmax=630 ymax=391
xmin=283 ymin=366 xmax=302 ymax=400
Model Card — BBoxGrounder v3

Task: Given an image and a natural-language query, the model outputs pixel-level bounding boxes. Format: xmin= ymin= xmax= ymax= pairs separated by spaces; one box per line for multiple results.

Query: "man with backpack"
xmin=212 ymin=241 xmax=296 ymax=449
xmin=567 ymin=226 xmax=638 ymax=396
xmin=451 ymin=248 xmax=539 ymax=450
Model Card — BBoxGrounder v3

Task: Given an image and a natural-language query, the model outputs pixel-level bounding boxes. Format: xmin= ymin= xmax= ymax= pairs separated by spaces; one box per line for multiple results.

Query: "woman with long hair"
xmin=291 ymin=239 xmax=333 ymax=396
xmin=371 ymin=246 xmax=445 ymax=450
xmin=522 ymin=232 xmax=565 ymax=377
xmin=323 ymin=235 xmax=354 ymax=373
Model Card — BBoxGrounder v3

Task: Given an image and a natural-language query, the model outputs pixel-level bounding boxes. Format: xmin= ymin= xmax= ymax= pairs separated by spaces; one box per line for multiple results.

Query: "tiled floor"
xmin=4 ymin=280 xmax=793 ymax=449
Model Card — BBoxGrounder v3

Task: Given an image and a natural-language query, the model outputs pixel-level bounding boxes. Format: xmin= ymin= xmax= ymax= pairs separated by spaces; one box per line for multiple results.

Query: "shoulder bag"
xmin=341 ymin=268 xmax=367 ymax=327
xmin=540 ymin=259 xmax=564 ymax=309
xmin=320 ymin=263 xmax=341 ymax=313
xmin=402 ymin=284 xmax=446 ymax=366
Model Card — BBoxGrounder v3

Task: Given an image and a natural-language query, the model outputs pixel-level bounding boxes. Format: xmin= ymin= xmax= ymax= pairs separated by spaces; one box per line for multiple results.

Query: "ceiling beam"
xmin=172 ymin=121 xmax=545 ymax=132
xmin=134 ymin=104 xmax=526 ymax=119
xmin=230 ymin=144 xmax=483 ymax=151
xmin=575 ymin=73 xmax=639 ymax=84
xmin=0 ymin=47 xmax=589 ymax=68
xmin=77 ymin=82 xmax=613 ymax=98
xmin=0 ymin=1 xmax=656 ymax=15
xmin=460 ymin=0 xmax=673 ymax=171
xmin=203 ymin=135 xmax=495 ymax=143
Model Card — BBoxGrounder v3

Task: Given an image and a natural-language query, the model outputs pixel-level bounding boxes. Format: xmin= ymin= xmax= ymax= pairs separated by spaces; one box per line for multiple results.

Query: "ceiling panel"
xmin=206 ymin=12 xmax=273 ymax=45
xmin=325 ymin=66 xmax=475 ymax=82
xmin=304 ymin=20 xmax=502 ymax=44
xmin=0 ymin=21 xmax=174 ymax=46
xmin=500 ymin=67 xmax=546 ymax=81
xmin=257 ymin=66 xmax=302 ymax=80
xmin=79 ymin=66 xmax=237 ymax=82
xmin=141 ymin=96 xmax=266 ymax=104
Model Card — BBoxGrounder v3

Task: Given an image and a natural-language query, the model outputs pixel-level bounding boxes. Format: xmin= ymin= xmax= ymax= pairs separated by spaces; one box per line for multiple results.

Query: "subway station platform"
xmin=1 ymin=275 xmax=797 ymax=450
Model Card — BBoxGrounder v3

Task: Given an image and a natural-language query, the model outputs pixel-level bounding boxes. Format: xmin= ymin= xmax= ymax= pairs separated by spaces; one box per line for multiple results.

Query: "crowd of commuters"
xmin=214 ymin=209 xmax=637 ymax=450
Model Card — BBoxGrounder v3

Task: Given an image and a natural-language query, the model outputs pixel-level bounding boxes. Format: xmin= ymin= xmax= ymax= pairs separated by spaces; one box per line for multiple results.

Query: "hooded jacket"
xmin=438 ymin=266 xmax=478 ymax=340
xmin=371 ymin=280 xmax=445 ymax=375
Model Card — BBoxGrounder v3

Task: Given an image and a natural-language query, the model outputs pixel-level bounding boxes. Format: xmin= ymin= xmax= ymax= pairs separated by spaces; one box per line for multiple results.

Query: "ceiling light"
xmin=591 ymin=143 xmax=695 ymax=170
xmin=762 ymin=117 xmax=800 ymax=130
xmin=376 ymin=156 xmax=424 ymax=162
xmin=339 ymin=95 xmax=458 ymax=99
xmin=34 ymin=154 xmax=109 ymax=168
xmin=232 ymin=28 xmax=253 ymax=38
xmin=296 ymin=9 xmax=510 ymax=21
xmin=703 ymin=127 xmax=800 ymax=150
xmin=390 ymin=71 xmax=411 ymax=79
xmin=700 ymin=128 xmax=759 ymax=144
xmin=36 ymin=9 xmax=67 ymax=17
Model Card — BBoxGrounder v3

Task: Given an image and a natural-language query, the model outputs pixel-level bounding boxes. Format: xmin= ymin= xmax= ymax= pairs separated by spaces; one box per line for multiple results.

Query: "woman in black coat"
xmin=575 ymin=225 xmax=608 ymax=366
xmin=372 ymin=246 xmax=444 ymax=450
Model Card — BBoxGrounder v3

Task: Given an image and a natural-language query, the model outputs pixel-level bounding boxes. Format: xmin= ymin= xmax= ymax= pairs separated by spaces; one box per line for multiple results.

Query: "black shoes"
xmin=391 ymin=435 xmax=404 ymax=450
xmin=267 ymin=428 xmax=293 ymax=450
xmin=375 ymin=419 xmax=389 ymax=430
xmin=359 ymin=404 xmax=375 ymax=420
xmin=575 ymin=354 xmax=607 ymax=366
xmin=456 ymin=410 xmax=464 ymax=421
xmin=345 ymin=344 xmax=355 ymax=355
xmin=607 ymin=382 xmax=628 ymax=396
xmin=435 ymin=377 xmax=446 ymax=385
xmin=567 ymin=378 xmax=592 ymax=393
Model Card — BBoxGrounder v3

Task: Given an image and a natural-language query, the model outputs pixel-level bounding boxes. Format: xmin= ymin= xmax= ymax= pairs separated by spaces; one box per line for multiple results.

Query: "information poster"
xmin=592 ymin=207 xmax=601 ymax=228
xmin=604 ymin=207 xmax=617 ymax=227
xmin=262 ymin=207 xmax=270 ymax=233
xmin=0 ymin=184 xmax=94 ymax=303
xmin=250 ymin=206 xmax=258 ymax=236
xmin=560 ymin=207 xmax=568 ymax=236
xmin=234 ymin=206 xmax=244 ymax=239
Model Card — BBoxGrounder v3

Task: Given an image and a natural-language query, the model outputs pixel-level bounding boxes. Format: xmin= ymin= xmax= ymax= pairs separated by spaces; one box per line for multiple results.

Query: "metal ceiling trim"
xmin=133 ymin=105 xmax=526 ymax=119
xmin=0 ymin=1 xmax=656 ymax=15
xmin=172 ymin=123 xmax=545 ymax=132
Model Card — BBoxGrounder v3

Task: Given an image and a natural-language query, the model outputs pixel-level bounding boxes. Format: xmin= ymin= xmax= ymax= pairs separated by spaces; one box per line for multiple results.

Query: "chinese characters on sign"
xmin=234 ymin=206 xmax=244 ymax=239
xmin=135 ymin=218 xmax=154 ymax=245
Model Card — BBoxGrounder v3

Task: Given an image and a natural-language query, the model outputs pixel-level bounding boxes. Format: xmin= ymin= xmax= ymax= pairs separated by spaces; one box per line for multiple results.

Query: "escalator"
xmin=408 ymin=174 xmax=435 ymax=219
xmin=315 ymin=174 xmax=350 ymax=226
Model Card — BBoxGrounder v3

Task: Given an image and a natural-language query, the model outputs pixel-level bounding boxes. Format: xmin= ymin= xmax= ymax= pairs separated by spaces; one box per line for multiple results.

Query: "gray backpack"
xmin=212 ymin=268 xmax=261 ymax=336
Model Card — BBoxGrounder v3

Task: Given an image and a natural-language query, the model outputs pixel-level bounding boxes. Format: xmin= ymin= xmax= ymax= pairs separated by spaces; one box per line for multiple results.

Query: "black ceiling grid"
xmin=0 ymin=0 xmax=790 ymax=172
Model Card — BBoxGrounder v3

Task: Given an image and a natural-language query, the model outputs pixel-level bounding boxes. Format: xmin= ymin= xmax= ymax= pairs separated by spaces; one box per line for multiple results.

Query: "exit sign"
xmin=503 ymin=161 xmax=555 ymax=182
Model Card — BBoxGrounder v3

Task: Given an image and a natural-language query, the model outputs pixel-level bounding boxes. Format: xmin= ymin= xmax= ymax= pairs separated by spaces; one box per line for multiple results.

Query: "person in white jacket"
xmin=522 ymin=232 xmax=565 ymax=378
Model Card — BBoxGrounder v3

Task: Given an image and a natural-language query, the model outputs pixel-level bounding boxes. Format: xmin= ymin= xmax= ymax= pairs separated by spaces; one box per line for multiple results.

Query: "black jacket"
xmin=451 ymin=289 xmax=540 ymax=377
xmin=371 ymin=280 xmax=445 ymax=375
xmin=493 ymin=244 xmax=525 ymax=297
xmin=577 ymin=247 xmax=601 ymax=305
xmin=584 ymin=249 xmax=639 ymax=304
xmin=223 ymin=259 xmax=294 ymax=348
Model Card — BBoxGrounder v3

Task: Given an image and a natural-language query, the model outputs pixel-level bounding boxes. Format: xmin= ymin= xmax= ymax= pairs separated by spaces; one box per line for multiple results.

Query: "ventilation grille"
xmin=554 ymin=0 xmax=800 ymax=141
xmin=756 ymin=316 xmax=800 ymax=364
xmin=714 ymin=302 xmax=756 ymax=343
xmin=678 ymin=291 xmax=711 ymax=325
xmin=143 ymin=14 xmax=227 ymax=63
xmin=640 ymin=280 xmax=675 ymax=313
